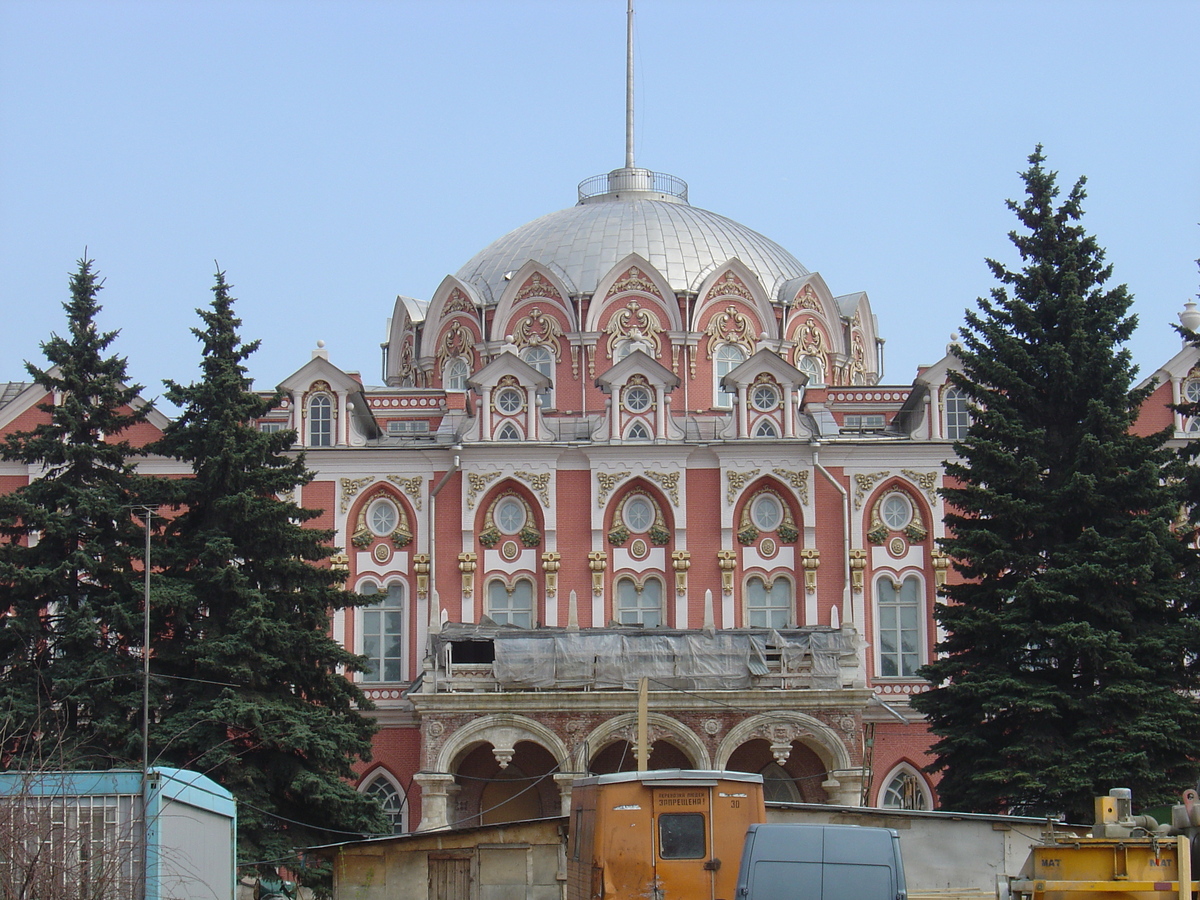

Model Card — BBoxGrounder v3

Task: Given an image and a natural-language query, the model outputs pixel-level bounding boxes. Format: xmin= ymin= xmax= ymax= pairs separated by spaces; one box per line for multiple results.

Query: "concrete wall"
xmin=765 ymin=803 xmax=1081 ymax=897
xmin=330 ymin=818 xmax=566 ymax=900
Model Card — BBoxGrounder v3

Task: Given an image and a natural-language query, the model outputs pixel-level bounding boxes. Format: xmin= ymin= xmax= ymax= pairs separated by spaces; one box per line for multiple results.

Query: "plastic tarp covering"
xmin=482 ymin=629 xmax=848 ymax=691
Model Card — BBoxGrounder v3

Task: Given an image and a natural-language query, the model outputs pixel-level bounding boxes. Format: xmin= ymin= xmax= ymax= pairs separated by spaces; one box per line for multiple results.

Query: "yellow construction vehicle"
xmin=1002 ymin=788 xmax=1200 ymax=899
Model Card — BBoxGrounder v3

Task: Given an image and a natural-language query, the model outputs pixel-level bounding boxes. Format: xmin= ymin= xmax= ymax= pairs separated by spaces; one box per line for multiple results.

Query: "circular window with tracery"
xmin=495 ymin=387 xmax=524 ymax=414
xmin=494 ymin=496 xmax=527 ymax=534
xmin=623 ymin=496 xmax=655 ymax=532
xmin=880 ymin=493 xmax=913 ymax=530
xmin=751 ymin=383 xmax=780 ymax=411
xmin=624 ymin=385 xmax=652 ymax=412
xmin=1185 ymin=380 xmax=1200 ymax=404
xmin=368 ymin=498 xmax=399 ymax=536
xmin=750 ymin=493 xmax=784 ymax=532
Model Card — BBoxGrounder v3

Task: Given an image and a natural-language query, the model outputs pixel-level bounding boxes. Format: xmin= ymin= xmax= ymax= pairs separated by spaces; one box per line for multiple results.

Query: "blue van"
xmin=736 ymin=823 xmax=907 ymax=900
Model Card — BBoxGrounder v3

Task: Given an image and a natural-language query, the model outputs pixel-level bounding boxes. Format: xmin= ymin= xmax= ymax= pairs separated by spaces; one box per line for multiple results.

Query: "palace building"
xmin=3 ymin=168 xmax=1196 ymax=835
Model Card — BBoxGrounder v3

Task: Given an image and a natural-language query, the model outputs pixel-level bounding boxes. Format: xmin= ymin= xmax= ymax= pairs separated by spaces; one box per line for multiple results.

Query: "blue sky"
xmin=2 ymin=0 xmax=1196 ymax=409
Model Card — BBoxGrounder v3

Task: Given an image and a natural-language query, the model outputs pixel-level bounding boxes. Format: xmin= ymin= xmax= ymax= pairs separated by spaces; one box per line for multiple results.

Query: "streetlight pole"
xmin=133 ymin=505 xmax=156 ymax=900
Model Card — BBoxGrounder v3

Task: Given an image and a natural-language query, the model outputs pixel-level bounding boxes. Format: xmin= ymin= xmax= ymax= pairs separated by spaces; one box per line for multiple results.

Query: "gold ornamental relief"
xmin=386 ymin=475 xmax=424 ymax=510
xmin=772 ymin=468 xmax=810 ymax=506
xmin=901 ymin=469 xmax=938 ymax=504
xmin=340 ymin=476 xmax=375 ymax=513
xmin=513 ymin=271 xmax=564 ymax=304
xmin=511 ymin=306 xmax=565 ymax=362
xmin=853 ymin=472 xmax=889 ymax=510
xmin=603 ymin=300 xmax=664 ymax=361
xmin=465 ymin=471 xmax=501 ymax=509
xmin=605 ymin=266 xmax=664 ymax=300
xmin=514 ymin=471 xmax=551 ymax=507
xmin=725 ymin=469 xmax=761 ymax=505
xmin=596 ymin=471 xmax=631 ymax=507
xmin=436 ymin=319 xmax=477 ymax=368
xmin=704 ymin=305 xmax=757 ymax=359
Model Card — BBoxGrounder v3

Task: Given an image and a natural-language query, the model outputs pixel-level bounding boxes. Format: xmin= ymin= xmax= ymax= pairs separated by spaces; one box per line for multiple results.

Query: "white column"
xmin=336 ymin=390 xmax=350 ymax=446
xmin=656 ymin=385 xmax=667 ymax=439
xmin=783 ymin=386 xmax=795 ymax=437
xmin=737 ymin=385 xmax=748 ymax=438
xmin=413 ymin=772 xmax=458 ymax=831
xmin=480 ymin=387 xmax=492 ymax=438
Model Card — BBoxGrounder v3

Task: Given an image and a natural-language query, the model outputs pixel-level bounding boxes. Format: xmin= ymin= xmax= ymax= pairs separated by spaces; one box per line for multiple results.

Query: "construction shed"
xmin=324 ymin=816 xmax=567 ymax=900
xmin=0 ymin=766 xmax=237 ymax=900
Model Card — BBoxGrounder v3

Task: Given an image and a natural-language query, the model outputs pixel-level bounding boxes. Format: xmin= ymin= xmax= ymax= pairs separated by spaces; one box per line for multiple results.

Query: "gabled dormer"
xmin=595 ymin=349 xmax=680 ymax=442
xmin=721 ymin=348 xmax=810 ymax=439
xmin=468 ymin=345 xmax=551 ymax=442
xmin=278 ymin=345 xmax=380 ymax=448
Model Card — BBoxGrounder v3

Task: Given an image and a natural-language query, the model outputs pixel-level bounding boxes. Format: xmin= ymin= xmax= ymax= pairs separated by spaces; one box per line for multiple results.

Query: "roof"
xmin=456 ymin=196 xmax=809 ymax=305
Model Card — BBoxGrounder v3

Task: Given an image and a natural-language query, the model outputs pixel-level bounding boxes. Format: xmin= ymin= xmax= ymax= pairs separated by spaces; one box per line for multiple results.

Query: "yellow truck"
xmin=1002 ymin=788 xmax=1199 ymax=900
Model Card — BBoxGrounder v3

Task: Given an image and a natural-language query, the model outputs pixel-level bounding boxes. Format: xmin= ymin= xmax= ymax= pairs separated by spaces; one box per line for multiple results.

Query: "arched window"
xmin=496 ymin=422 xmax=521 ymax=441
xmin=626 ymin=421 xmax=651 ymax=441
xmin=363 ymin=773 xmax=407 ymax=833
xmin=522 ymin=345 xmax=554 ymax=408
xmin=753 ymin=419 xmax=779 ymax=438
xmin=359 ymin=581 xmax=405 ymax=682
xmin=746 ymin=576 xmax=792 ymax=628
xmin=487 ymin=579 xmax=534 ymax=628
xmin=880 ymin=767 xmax=931 ymax=810
xmin=797 ymin=354 xmax=824 ymax=386
xmin=760 ymin=761 xmax=801 ymax=804
xmin=445 ymin=357 xmax=470 ymax=391
xmin=876 ymin=575 xmax=922 ymax=677
xmin=714 ymin=344 xmax=746 ymax=408
xmin=616 ymin=577 xmax=663 ymax=627
xmin=308 ymin=393 xmax=332 ymax=447
xmin=944 ymin=386 xmax=970 ymax=441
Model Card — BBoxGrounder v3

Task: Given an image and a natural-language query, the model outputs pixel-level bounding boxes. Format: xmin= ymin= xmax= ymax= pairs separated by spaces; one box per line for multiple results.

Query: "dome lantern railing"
xmin=577 ymin=167 xmax=689 ymax=204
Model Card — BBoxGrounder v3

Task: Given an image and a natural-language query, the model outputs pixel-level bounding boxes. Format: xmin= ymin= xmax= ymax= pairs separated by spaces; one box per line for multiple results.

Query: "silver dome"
xmin=455 ymin=193 xmax=810 ymax=305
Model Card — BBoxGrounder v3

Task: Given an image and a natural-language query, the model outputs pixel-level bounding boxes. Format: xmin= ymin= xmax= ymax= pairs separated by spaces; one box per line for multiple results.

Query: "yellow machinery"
xmin=1003 ymin=789 xmax=1198 ymax=899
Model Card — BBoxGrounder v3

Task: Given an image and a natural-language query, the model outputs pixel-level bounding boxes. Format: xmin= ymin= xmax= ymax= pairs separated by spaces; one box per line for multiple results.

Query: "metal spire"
xmin=625 ymin=0 xmax=635 ymax=169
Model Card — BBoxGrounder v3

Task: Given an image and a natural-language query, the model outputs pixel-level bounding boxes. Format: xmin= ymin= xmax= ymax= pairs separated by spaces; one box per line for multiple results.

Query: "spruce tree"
xmin=911 ymin=149 xmax=1200 ymax=819
xmin=0 ymin=258 xmax=152 ymax=765
xmin=151 ymin=271 xmax=386 ymax=871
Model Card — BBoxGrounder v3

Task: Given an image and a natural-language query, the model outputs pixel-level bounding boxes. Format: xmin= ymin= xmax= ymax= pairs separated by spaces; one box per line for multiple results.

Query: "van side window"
xmin=659 ymin=814 xmax=706 ymax=859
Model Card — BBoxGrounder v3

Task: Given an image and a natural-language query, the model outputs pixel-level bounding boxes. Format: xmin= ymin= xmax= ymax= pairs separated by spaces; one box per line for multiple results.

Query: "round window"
xmin=368 ymin=499 xmax=399 ymax=536
xmin=751 ymin=383 xmax=780 ymax=411
xmin=494 ymin=496 xmax=526 ymax=534
xmin=1186 ymin=380 xmax=1200 ymax=404
xmin=624 ymin=385 xmax=652 ymax=412
xmin=623 ymin=496 xmax=654 ymax=532
xmin=880 ymin=493 xmax=913 ymax=530
xmin=495 ymin=387 xmax=524 ymax=414
xmin=750 ymin=493 xmax=784 ymax=531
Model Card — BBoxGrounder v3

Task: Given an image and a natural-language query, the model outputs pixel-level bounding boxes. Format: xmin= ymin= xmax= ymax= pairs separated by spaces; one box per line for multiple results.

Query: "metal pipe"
xmin=625 ymin=0 xmax=635 ymax=169
xmin=811 ymin=444 xmax=852 ymax=623
xmin=427 ymin=452 xmax=461 ymax=645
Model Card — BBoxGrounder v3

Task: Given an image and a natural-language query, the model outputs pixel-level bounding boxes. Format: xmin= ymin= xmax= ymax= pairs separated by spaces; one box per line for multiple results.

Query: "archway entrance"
xmin=453 ymin=741 xmax=559 ymax=826
xmin=589 ymin=739 xmax=693 ymax=774
xmin=726 ymin=739 xmax=829 ymax=803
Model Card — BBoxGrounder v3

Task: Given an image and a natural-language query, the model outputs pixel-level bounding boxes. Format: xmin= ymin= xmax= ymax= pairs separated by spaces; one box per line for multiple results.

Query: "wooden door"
xmin=429 ymin=853 xmax=472 ymax=900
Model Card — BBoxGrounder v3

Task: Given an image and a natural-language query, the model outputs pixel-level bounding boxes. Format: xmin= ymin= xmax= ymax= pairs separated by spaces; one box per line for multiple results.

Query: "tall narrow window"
xmin=522 ymin=345 xmax=554 ymax=408
xmin=308 ymin=393 xmax=332 ymax=447
xmin=746 ymin=576 xmax=791 ymax=628
xmin=364 ymin=774 xmax=407 ymax=833
xmin=876 ymin=575 xmax=921 ymax=677
xmin=488 ymin=579 xmax=534 ymax=628
xmin=617 ymin=577 xmax=663 ymax=627
xmin=881 ymin=768 xmax=930 ymax=810
xmin=360 ymin=582 xmax=404 ymax=682
xmin=445 ymin=357 xmax=470 ymax=391
xmin=944 ymin=386 xmax=970 ymax=440
xmin=714 ymin=344 xmax=746 ymax=408
xmin=798 ymin=354 xmax=825 ymax=386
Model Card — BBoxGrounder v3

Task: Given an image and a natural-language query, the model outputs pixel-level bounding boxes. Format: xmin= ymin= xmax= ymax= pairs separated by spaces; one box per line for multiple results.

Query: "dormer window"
xmin=496 ymin=423 xmax=521 ymax=441
xmin=1185 ymin=379 xmax=1200 ymax=405
xmin=753 ymin=420 xmax=779 ymax=439
xmin=521 ymin=345 xmax=553 ymax=407
xmin=308 ymin=393 xmax=332 ymax=447
xmin=944 ymin=386 xmax=970 ymax=440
